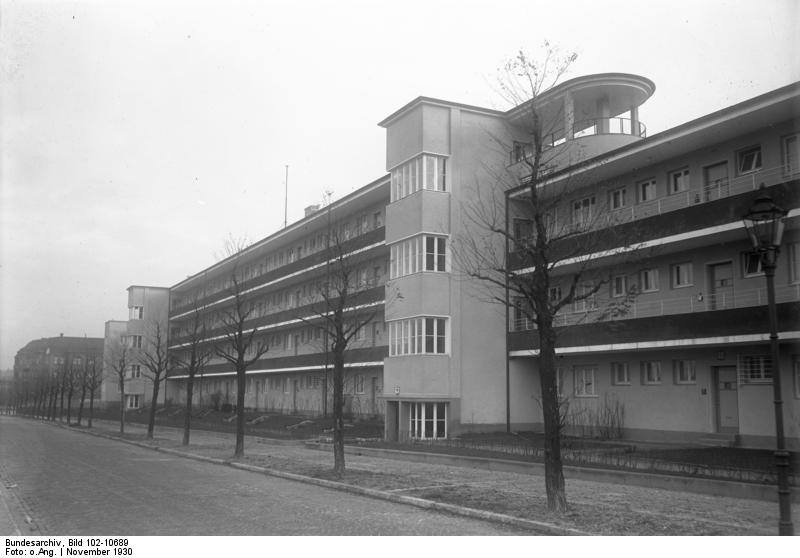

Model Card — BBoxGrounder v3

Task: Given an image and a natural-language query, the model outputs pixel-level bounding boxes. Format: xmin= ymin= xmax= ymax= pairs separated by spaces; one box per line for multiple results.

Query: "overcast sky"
xmin=1 ymin=0 xmax=798 ymax=369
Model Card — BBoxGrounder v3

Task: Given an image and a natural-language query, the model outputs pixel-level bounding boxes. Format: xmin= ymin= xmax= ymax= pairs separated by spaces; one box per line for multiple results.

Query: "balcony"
xmin=510 ymin=117 xmax=647 ymax=164
xmin=600 ymin=165 xmax=797 ymax=227
xmin=511 ymin=283 xmax=800 ymax=332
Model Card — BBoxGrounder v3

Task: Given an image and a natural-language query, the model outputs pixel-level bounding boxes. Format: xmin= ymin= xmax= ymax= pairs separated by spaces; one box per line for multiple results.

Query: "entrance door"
xmin=714 ymin=366 xmax=739 ymax=433
xmin=709 ymin=262 xmax=734 ymax=310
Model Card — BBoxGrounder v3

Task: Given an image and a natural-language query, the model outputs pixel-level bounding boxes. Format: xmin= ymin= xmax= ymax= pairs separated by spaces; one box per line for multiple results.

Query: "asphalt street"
xmin=0 ymin=417 xmax=525 ymax=535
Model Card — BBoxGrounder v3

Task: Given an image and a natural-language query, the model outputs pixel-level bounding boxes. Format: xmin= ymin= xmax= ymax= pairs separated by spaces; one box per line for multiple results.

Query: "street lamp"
xmin=742 ymin=189 xmax=793 ymax=536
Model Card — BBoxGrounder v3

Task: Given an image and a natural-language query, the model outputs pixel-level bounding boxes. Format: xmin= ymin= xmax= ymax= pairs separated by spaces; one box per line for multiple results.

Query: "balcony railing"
xmin=510 ymin=117 xmax=647 ymax=164
xmin=510 ymin=283 xmax=800 ymax=331
xmin=600 ymin=165 xmax=796 ymax=227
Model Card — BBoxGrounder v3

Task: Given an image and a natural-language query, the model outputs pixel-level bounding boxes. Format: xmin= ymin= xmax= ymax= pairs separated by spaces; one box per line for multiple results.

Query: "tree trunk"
xmin=538 ymin=318 xmax=567 ymax=513
xmin=88 ymin=388 xmax=95 ymax=428
xmin=234 ymin=366 xmax=246 ymax=458
xmin=147 ymin=376 xmax=160 ymax=439
xmin=332 ymin=349 xmax=345 ymax=477
xmin=58 ymin=380 xmax=65 ymax=422
xmin=183 ymin=375 xmax=195 ymax=446
xmin=66 ymin=387 xmax=74 ymax=424
xmin=120 ymin=381 xmax=126 ymax=435
xmin=77 ymin=382 xmax=87 ymax=425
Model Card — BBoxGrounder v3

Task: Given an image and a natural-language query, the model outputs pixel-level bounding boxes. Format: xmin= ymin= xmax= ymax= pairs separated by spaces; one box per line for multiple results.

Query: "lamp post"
xmin=742 ymin=189 xmax=793 ymax=536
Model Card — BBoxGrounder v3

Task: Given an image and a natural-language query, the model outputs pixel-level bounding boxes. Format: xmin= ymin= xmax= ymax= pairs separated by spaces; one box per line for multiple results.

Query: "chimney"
xmin=304 ymin=204 xmax=320 ymax=217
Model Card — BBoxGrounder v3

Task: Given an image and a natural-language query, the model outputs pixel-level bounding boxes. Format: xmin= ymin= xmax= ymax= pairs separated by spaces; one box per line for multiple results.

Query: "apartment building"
xmin=166 ymin=180 xmax=389 ymax=417
xmin=101 ymin=286 xmax=170 ymax=409
xmin=13 ymin=334 xmax=104 ymax=409
xmin=501 ymin=80 xmax=800 ymax=449
xmin=161 ymin=72 xmax=799 ymax=448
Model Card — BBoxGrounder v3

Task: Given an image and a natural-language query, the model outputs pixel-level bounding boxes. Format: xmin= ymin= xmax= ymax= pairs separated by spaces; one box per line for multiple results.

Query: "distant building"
xmin=12 ymin=334 xmax=104 ymax=409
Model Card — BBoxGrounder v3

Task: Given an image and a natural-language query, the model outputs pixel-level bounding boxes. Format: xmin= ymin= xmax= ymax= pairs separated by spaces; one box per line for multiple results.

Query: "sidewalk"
xmin=61 ymin=418 xmax=798 ymax=535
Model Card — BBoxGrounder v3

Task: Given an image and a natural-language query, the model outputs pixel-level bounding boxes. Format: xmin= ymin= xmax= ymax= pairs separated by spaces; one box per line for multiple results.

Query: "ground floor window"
xmin=738 ymin=355 xmax=772 ymax=384
xmin=409 ymin=402 xmax=447 ymax=440
xmin=126 ymin=394 xmax=140 ymax=409
xmin=573 ymin=365 xmax=597 ymax=397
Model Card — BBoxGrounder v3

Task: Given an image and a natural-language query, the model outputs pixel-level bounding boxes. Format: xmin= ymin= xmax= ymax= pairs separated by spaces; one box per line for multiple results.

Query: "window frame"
xmin=673 ymin=360 xmax=697 ymax=384
xmin=609 ymin=186 xmax=628 ymax=210
xmin=574 ymin=365 xmax=597 ymax=398
xmin=739 ymin=355 xmax=772 ymax=384
xmin=668 ymin=167 xmax=691 ymax=195
xmin=637 ymin=178 xmax=657 ymax=203
xmin=571 ymin=195 xmax=596 ymax=228
xmin=611 ymin=275 xmax=628 ymax=298
xmin=409 ymin=401 xmax=447 ymax=440
xmin=641 ymin=360 xmax=662 ymax=385
xmin=742 ymin=251 xmax=764 ymax=277
xmin=783 ymin=133 xmax=799 ymax=176
xmin=388 ymin=316 xmax=449 ymax=356
xmin=639 ymin=268 xmax=660 ymax=292
xmin=611 ymin=362 xmax=630 ymax=385
xmin=736 ymin=145 xmax=763 ymax=176
xmin=671 ymin=262 xmax=694 ymax=289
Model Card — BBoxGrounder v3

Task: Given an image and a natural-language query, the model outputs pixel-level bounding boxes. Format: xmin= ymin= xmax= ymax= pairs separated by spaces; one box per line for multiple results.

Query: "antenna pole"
xmin=284 ymin=165 xmax=289 ymax=228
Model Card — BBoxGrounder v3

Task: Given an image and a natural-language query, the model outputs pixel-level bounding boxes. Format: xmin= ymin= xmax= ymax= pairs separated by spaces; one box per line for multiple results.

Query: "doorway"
xmin=708 ymin=262 xmax=733 ymax=310
xmin=713 ymin=365 xmax=739 ymax=433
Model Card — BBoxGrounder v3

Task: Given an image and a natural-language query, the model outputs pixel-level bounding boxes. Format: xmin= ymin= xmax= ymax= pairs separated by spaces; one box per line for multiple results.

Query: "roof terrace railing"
xmin=510 ymin=117 xmax=647 ymax=164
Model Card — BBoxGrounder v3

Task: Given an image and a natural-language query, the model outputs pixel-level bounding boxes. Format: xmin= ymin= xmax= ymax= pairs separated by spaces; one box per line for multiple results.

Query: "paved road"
xmin=0 ymin=417 xmax=524 ymax=535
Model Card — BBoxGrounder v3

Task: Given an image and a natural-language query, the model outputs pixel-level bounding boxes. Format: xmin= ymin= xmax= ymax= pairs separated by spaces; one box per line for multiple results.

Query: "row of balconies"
xmin=169 ymin=227 xmax=386 ymax=318
xmin=511 ymin=283 xmax=800 ymax=332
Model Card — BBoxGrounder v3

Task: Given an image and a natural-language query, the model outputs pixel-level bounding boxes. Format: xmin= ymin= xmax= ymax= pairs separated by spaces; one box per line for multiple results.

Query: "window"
xmin=788 ymin=243 xmax=800 ymax=283
xmin=637 ymin=179 xmax=656 ymax=203
xmin=130 ymin=335 xmax=143 ymax=349
xmin=373 ymin=211 xmax=383 ymax=228
xmin=572 ymin=195 xmax=596 ymax=227
xmin=609 ymin=187 xmax=627 ymax=210
xmin=283 ymin=377 xmax=290 ymax=393
xmin=640 ymin=268 xmax=659 ymax=292
xmin=388 ymin=317 xmax=448 ymax=356
xmin=572 ymin=283 xmax=597 ymax=312
xmin=784 ymin=134 xmax=799 ymax=175
xmin=669 ymin=168 xmax=690 ymax=194
xmin=673 ymin=360 xmax=696 ymax=384
xmin=549 ymin=286 xmax=562 ymax=304
xmin=671 ymin=262 xmax=693 ymax=288
xmin=129 ymin=306 xmax=143 ymax=320
xmin=513 ymin=218 xmax=533 ymax=242
xmin=390 ymin=235 xmax=447 ymax=278
xmin=126 ymin=395 xmax=140 ymax=409
xmin=512 ymin=298 xmax=532 ymax=331
xmin=354 ymin=374 xmax=365 ymax=394
xmin=641 ymin=361 xmax=662 ymax=384
xmin=390 ymin=154 xmax=447 ymax=201
xmin=742 ymin=252 xmax=763 ymax=277
xmin=611 ymin=275 xmax=627 ymax=298
xmin=574 ymin=365 xmax=597 ymax=397
xmin=738 ymin=355 xmax=772 ymax=383
xmin=737 ymin=146 xmax=762 ymax=175
xmin=611 ymin=362 xmax=630 ymax=385
xmin=703 ymin=162 xmax=728 ymax=191
xmin=129 ymin=364 xmax=142 ymax=379
xmin=409 ymin=402 xmax=447 ymax=439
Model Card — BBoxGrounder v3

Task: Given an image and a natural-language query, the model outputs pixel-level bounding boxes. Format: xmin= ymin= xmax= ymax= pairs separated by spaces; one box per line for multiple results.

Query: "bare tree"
xmin=63 ymin=361 xmax=80 ymax=424
xmin=172 ymin=300 xmax=213 ymax=445
xmin=215 ymin=271 xmax=269 ymax=457
xmin=105 ymin=337 xmax=131 ymax=434
xmin=455 ymin=46 xmax=645 ymax=513
xmin=139 ymin=321 xmax=172 ymax=439
xmin=83 ymin=356 xmax=102 ymax=428
xmin=300 ymin=224 xmax=382 ymax=477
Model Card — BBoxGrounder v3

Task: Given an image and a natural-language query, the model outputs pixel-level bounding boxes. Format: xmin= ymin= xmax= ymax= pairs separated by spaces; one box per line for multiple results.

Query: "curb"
xmin=47 ymin=420 xmax=590 ymax=535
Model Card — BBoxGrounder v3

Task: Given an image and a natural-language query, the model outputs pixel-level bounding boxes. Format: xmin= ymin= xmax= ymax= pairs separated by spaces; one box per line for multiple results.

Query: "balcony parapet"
xmin=511 ymin=283 xmax=800 ymax=332
xmin=510 ymin=117 xmax=646 ymax=164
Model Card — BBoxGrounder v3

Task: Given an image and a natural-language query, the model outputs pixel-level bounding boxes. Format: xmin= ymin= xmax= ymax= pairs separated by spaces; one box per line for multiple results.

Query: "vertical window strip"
xmin=388 ymin=317 xmax=448 ymax=356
